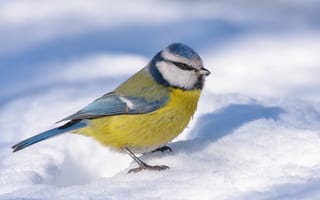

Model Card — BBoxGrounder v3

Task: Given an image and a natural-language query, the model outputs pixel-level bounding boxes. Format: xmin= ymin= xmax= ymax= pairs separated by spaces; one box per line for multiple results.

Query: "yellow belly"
xmin=76 ymin=88 xmax=201 ymax=152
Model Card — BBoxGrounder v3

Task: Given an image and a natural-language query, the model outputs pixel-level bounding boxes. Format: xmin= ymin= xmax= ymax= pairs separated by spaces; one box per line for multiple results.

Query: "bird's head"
xmin=149 ymin=43 xmax=210 ymax=90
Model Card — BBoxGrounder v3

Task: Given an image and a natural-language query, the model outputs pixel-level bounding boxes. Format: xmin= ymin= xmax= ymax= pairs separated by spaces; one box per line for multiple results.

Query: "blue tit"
xmin=12 ymin=43 xmax=211 ymax=173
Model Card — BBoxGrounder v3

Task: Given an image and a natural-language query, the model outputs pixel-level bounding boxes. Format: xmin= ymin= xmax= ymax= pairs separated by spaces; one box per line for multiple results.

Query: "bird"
xmin=12 ymin=43 xmax=210 ymax=173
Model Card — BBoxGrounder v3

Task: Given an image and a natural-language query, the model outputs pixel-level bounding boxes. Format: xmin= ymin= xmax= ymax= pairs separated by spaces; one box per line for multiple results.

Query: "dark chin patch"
xmin=194 ymin=76 xmax=204 ymax=90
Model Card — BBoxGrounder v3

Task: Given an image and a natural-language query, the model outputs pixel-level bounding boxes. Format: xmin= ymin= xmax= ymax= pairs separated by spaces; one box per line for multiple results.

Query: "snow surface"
xmin=1 ymin=0 xmax=320 ymax=199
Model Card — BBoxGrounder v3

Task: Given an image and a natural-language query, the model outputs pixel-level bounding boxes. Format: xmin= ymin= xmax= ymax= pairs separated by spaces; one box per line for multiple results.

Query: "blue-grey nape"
xmin=166 ymin=43 xmax=201 ymax=60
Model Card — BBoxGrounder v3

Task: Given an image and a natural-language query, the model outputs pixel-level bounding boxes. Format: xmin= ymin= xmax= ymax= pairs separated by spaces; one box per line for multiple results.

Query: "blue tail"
xmin=12 ymin=120 xmax=87 ymax=152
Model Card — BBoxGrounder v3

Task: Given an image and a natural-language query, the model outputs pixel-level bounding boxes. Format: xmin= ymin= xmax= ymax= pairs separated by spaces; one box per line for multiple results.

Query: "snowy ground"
xmin=1 ymin=1 xmax=320 ymax=199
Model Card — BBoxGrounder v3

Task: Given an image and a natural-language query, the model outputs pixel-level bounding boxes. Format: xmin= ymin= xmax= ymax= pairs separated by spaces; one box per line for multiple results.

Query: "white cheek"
xmin=156 ymin=61 xmax=198 ymax=89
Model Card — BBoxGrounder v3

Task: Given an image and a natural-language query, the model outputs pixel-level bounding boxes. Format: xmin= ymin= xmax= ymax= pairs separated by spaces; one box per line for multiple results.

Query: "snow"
xmin=1 ymin=95 xmax=320 ymax=199
xmin=1 ymin=0 xmax=320 ymax=199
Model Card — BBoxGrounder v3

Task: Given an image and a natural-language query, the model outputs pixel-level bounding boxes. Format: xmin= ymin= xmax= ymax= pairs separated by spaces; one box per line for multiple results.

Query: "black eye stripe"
xmin=160 ymin=59 xmax=194 ymax=71
xmin=171 ymin=61 xmax=194 ymax=71
xmin=158 ymin=56 xmax=196 ymax=71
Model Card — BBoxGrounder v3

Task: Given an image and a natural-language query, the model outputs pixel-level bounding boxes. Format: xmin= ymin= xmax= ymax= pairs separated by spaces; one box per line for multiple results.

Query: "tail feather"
xmin=12 ymin=120 xmax=87 ymax=152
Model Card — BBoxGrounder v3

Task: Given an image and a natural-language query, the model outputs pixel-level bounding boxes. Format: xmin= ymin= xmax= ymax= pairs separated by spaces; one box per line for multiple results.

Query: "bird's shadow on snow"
xmin=169 ymin=103 xmax=285 ymax=154
xmin=191 ymin=103 xmax=284 ymax=140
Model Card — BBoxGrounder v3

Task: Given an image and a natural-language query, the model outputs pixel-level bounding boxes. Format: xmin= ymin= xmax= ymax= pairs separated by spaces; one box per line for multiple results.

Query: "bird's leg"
xmin=152 ymin=146 xmax=172 ymax=153
xmin=123 ymin=147 xmax=169 ymax=173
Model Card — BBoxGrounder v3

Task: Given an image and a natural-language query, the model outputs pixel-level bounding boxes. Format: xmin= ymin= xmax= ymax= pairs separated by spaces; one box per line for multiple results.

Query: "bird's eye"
xmin=172 ymin=61 xmax=194 ymax=71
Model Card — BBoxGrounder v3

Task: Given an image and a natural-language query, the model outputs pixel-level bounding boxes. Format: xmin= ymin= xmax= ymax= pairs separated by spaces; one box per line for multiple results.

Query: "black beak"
xmin=199 ymin=67 xmax=211 ymax=76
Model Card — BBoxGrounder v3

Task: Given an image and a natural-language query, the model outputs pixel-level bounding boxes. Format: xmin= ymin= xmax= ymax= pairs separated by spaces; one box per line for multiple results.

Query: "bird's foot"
xmin=124 ymin=147 xmax=170 ymax=173
xmin=152 ymin=146 xmax=172 ymax=153
xmin=128 ymin=163 xmax=169 ymax=173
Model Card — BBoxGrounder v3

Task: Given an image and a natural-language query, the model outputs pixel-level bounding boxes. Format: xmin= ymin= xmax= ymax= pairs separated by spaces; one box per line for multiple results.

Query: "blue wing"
xmin=58 ymin=92 xmax=168 ymax=122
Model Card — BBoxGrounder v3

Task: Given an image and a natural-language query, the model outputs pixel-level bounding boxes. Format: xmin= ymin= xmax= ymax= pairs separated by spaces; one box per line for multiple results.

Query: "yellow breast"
xmin=77 ymin=88 xmax=201 ymax=152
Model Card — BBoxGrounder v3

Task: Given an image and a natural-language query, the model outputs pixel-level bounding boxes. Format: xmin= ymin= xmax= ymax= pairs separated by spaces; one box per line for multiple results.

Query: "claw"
xmin=152 ymin=146 xmax=172 ymax=153
xmin=128 ymin=164 xmax=169 ymax=173
xmin=124 ymin=147 xmax=170 ymax=173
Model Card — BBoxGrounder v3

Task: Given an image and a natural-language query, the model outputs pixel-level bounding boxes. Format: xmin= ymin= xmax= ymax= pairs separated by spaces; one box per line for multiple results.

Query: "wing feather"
xmin=58 ymin=92 xmax=167 ymax=122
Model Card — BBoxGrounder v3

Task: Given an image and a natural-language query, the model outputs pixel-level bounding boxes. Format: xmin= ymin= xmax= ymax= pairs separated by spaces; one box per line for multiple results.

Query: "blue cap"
xmin=166 ymin=43 xmax=201 ymax=60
